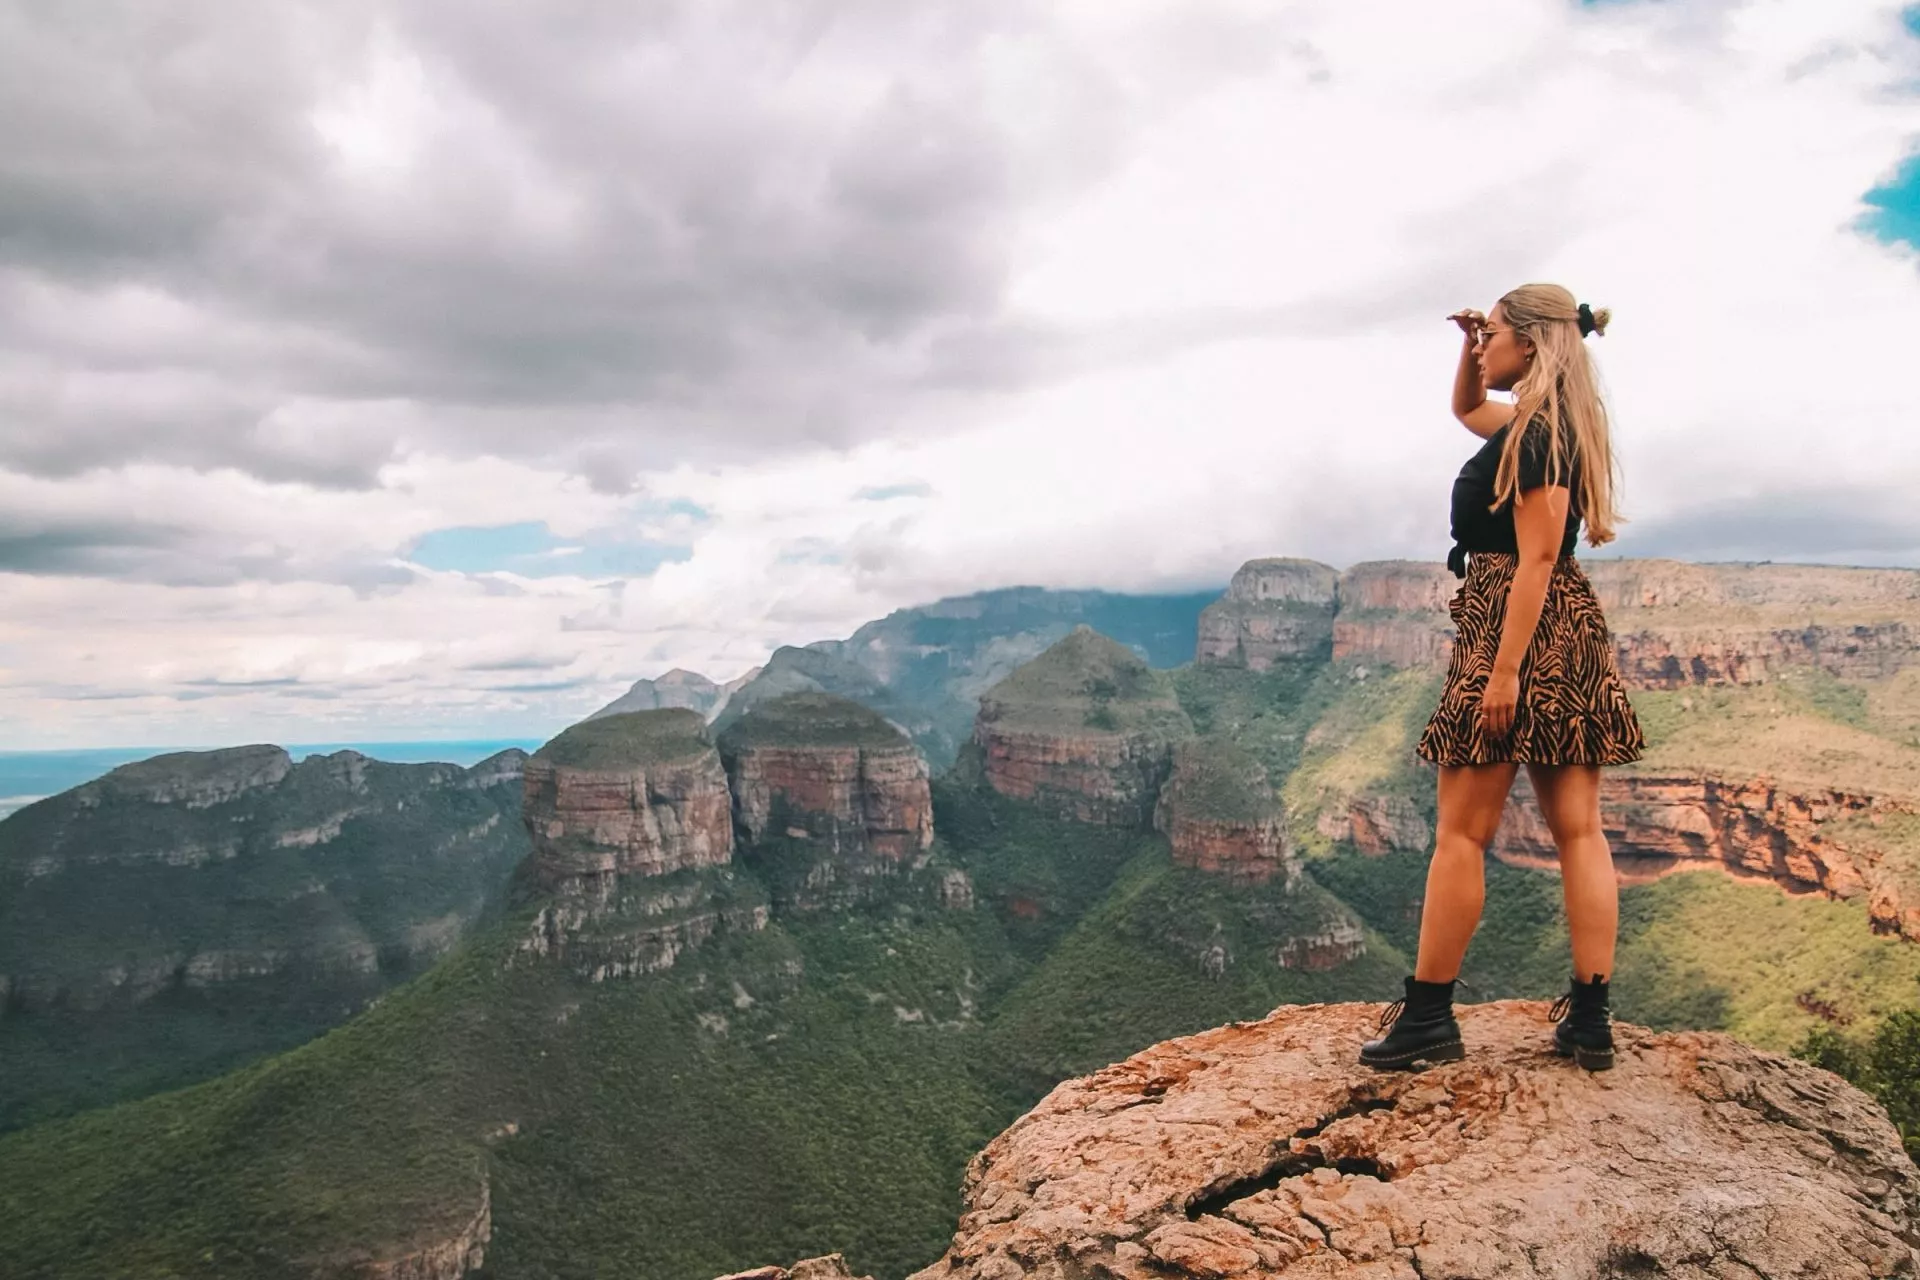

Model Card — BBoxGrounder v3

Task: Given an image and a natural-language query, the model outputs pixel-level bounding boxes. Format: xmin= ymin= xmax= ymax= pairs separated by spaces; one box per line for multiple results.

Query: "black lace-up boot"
xmin=1549 ymin=972 xmax=1614 ymax=1071
xmin=1359 ymin=975 xmax=1466 ymax=1071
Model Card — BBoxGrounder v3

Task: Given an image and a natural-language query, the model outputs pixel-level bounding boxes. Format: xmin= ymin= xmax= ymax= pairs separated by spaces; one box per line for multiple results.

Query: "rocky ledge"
xmin=902 ymin=1001 xmax=1919 ymax=1279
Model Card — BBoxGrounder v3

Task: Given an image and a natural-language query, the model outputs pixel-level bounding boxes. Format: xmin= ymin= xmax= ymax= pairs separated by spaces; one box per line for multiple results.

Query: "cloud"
xmin=4 ymin=0 xmax=1920 ymax=747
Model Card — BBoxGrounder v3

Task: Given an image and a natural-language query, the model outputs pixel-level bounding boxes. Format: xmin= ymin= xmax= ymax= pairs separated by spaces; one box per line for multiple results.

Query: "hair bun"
xmin=1577 ymin=302 xmax=1611 ymax=338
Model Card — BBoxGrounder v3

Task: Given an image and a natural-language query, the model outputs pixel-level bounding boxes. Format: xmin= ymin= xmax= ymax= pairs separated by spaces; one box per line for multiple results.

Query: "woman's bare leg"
xmin=1415 ymin=763 xmax=1520 ymax=982
xmin=1526 ymin=763 xmax=1617 ymax=980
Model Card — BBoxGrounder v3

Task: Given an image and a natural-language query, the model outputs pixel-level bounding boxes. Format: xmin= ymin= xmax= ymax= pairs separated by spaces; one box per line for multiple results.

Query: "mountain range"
xmin=0 ymin=555 xmax=1916 ymax=1278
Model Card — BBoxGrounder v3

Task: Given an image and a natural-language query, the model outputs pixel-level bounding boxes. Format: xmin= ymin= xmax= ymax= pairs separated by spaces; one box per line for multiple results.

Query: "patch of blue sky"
xmin=407 ymin=521 xmax=691 ymax=579
xmin=1861 ymin=152 xmax=1920 ymax=252
xmin=853 ymin=482 xmax=933 ymax=501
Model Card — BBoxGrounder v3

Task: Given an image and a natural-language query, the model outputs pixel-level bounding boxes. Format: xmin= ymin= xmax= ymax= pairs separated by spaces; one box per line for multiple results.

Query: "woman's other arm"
xmin=1448 ymin=309 xmax=1515 ymax=439
xmin=1477 ymin=480 xmax=1570 ymax=740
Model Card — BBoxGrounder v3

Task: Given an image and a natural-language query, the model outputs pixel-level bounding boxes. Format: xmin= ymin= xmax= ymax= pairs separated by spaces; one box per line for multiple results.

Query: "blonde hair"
xmin=1490 ymin=282 xmax=1624 ymax=546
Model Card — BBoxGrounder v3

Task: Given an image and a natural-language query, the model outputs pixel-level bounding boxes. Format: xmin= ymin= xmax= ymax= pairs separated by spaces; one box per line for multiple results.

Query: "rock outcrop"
xmin=719 ymin=693 xmax=938 ymax=911
xmin=519 ymin=710 xmax=768 ymax=980
xmin=1314 ymin=794 xmax=1432 ymax=857
xmin=715 ymin=1254 xmax=873 ymax=1280
xmin=1329 ymin=561 xmax=1459 ymax=670
xmin=1155 ymin=738 xmax=1298 ymax=886
xmin=720 ymin=693 xmax=933 ymax=858
xmin=354 ymin=1180 xmax=492 ymax=1280
xmin=1493 ymin=770 xmax=1920 ymax=944
xmin=907 ymin=1001 xmax=1920 ymax=1280
xmin=1196 ymin=560 xmax=1339 ymax=671
xmin=1326 ymin=557 xmax=1920 ymax=687
xmin=975 ymin=627 xmax=1194 ymax=828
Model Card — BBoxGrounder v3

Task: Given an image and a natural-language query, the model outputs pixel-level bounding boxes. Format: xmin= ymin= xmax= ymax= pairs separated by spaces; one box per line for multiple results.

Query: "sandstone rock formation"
xmin=975 ymin=627 xmax=1194 ymax=828
xmin=1329 ymin=561 xmax=1459 ymax=670
xmin=720 ymin=693 xmax=933 ymax=858
xmin=719 ymin=693 xmax=938 ymax=910
xmin=1314 ymin=795 xmax=1431 ymax=857
xmin=1155 ymin=738 xmax=1298 ymax=886
xmin=716 ymin=1253 xmax=873 ymax=1280
xmin=1196 ymin=560 xmax=1340 ymax=671
xmin=1493 ymin=771 xmax=1920 ymax=944
xmin=519 ymin=710 xmax=768 ymax=980
xmin=907 ymin=1001 xmax=1920 ymax=1280
xmin=1325 ymin=556 xmax=1920 ymax=687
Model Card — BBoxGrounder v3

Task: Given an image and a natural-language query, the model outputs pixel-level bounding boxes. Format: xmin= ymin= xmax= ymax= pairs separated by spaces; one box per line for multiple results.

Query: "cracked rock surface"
xmin=906 ymin=1001 xmax=1920 ymax=1280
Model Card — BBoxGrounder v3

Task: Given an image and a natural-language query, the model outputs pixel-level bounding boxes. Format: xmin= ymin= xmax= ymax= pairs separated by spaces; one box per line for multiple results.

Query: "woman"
xmin=1359 ymin=282 xmax=1644 ymax=1074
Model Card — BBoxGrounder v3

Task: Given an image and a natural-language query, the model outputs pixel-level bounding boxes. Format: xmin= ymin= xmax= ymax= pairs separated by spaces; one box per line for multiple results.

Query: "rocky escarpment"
xmin=902 ymin=1001 xmax=1920 ymax=1279
xmin=720 ymin=693 xmax=938 ymax=910
xmin=1195 ymin=559 xmax=1339 ymax=670
xmin=518 ymin=710 xmax=768 ymax=981
xmin=1329 ymin=560 xmax=1459 ymax=669
xmin=1154 ymin=738 xmax=1298 ymax=886
xmin=975 ymin=627 xmax=1194 ymax=828
xmin=1327 ymin=556 xmax=1920 ymax=686
xmin=1493 ymin=771 xmax=1920 ymax=944
xmin=0 ymin=745 xmax=531 ymax=1012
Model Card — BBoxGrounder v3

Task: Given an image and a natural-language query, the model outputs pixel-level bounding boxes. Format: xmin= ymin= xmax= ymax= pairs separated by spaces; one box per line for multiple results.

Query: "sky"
xmin=2 ymin=0 xmax=1919 ymax=750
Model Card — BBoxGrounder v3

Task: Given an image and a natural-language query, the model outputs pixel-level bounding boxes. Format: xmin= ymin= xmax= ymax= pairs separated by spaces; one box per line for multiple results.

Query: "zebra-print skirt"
xmin=1415 ymin=552 xmax=1645 ymax=768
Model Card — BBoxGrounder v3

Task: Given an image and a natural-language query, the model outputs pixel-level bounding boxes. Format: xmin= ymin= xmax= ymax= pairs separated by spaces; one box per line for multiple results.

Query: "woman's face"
xmin=1474 ymin=304 xmax=1532 ymax=393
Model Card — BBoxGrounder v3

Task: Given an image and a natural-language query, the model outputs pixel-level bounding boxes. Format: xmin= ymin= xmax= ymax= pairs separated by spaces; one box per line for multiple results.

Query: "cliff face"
xmin=720 ymin=694 xmax=933 ymax=859
xmin=975 ymin=627 xmax=1194 ymax=829
xmin=1195 ymin=559 xmax=1340 ymax=671
xmin=1492 ymin=771 xmax=1920 ymax=944
xmin=0 ymin=746 xmax=531 ymax=1013
xmin=518 ymin=710 xmax=768 ymax=981
xmin=1327 ymin=557 xmax=1920 ymax=687
xmin=1154 ymin=739 xmax=1298 ymax=887
xmin=903 ymin=1002 xmax=1919 ymax=1280
xmin=718 ymin=693 xmax=938 ymax=912
xmin=1329 ymin=561 xmax=1459 ymax=669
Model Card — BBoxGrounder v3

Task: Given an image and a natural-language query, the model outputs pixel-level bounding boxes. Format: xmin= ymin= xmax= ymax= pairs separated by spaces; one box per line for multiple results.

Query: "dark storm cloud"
xmin=0 ymin=1 xmax=1328 ymax=491
xmin=1610 ymin=488 xmax=1920 ymax=565
xmin=0 ymin=505 xmax=414 ymax=589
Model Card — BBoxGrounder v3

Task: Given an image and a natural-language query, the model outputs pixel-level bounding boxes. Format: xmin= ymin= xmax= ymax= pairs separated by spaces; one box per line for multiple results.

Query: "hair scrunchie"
xmin=1577 ymin=302 xmax=1596 ymax=338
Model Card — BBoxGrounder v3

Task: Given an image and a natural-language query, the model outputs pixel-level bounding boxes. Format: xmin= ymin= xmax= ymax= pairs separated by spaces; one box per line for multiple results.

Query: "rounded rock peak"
xmin=716 ymin=691 xmax=911 ymax=752
xmin=980 ymin=627 xmax=1190 ymax=736
xmin=533 ymin=707 xmax=715 ymax=771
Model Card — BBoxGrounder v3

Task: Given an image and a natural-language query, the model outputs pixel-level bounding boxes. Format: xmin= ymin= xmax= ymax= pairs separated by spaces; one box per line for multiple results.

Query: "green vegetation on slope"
xmin=716 ymin=691 xmax=913 ymax=752
xmin=1313 ymin=846 xmax=1920 ymax=1052
xmin=0 ymin=750 xmax=530 ymax=1132
xmin=978 ymin=627 xmax=1191 ymax=737
xmin=533 ymin=709 xmax=713 ymax=769
xmin=1162 ymin=736 xmax=1277 ymax=824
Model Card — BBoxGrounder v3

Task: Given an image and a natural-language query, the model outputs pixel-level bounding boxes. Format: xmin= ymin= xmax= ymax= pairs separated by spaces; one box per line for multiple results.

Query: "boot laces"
xmin=1376 ymin=978 xmax=1474 ymax=1031
xmin=1548 ymin=991 xmax=1572 ymax=1023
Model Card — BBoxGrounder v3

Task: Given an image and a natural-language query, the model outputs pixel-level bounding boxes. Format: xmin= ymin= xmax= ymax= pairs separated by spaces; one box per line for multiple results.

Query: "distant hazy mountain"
xmin=0 ymin=744 xmax=530 ymax=1129
xmin=586 ymin=666 xmax=763 ymax=723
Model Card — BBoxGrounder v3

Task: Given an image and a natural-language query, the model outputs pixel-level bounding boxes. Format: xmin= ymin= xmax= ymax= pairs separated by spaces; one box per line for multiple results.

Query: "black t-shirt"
xmin=1446 ymin=413 xmax=1581 ymax=576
